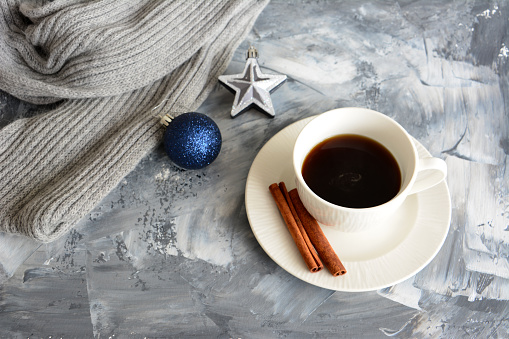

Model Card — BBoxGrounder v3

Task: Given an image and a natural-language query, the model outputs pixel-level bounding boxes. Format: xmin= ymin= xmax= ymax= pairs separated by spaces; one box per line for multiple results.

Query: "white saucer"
xmin=245 ymin=117 xmax=451 ymax=292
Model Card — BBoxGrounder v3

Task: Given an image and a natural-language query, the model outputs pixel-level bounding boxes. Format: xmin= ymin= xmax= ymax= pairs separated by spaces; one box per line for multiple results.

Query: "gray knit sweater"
xmin=0 ymin=0 xmax=268 ymax=242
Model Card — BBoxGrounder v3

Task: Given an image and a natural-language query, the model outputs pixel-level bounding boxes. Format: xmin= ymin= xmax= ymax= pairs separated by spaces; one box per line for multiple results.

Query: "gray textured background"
xmin=1 ymin=0 xmax=508 ymax=337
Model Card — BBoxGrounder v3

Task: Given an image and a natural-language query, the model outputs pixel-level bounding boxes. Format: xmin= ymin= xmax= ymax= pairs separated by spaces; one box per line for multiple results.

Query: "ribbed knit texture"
xmin=0 ymin=0 xmax=269 ymax=242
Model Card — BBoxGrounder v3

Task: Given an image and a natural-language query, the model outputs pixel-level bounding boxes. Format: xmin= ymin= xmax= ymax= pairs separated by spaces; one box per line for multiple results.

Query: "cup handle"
xmin=408 ymin=157 xmax=447 ymax=195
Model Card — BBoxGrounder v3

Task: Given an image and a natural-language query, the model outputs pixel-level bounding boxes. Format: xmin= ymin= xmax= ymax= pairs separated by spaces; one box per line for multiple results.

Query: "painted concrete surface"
xmin=1 ymin=1 xmax=508 ymax=337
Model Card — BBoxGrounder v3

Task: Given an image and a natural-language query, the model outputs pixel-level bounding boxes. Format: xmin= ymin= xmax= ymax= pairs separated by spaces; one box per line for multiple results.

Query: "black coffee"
xmin=302 ymin=134 xmax=401 ymax=208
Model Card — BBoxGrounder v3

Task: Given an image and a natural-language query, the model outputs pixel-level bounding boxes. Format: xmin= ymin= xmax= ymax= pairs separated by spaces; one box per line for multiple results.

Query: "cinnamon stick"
xmin=289 ymin=189 xmax=347 ymax=276
xmin=269 ymin=183 xmax=322 ymax=273
xmin=278 ymin=182 xmax=323 ymax=271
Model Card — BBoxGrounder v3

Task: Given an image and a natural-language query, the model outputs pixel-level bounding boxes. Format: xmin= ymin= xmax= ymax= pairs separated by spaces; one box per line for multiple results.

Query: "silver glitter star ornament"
xmin=219 ymin=46 xmax=287 ymax=118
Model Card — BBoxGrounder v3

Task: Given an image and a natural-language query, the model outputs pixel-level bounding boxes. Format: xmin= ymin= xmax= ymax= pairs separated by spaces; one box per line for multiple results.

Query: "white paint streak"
xmin=498 ymin=43 xmax=509 ymax=58
xmin=169 ymin=213 xmax=233 ymax=267
xmin=378 ymin=279 xmax=422 ymax=311
xmin=269 ymin=56 xmax=357 ymax=86
xmin=476 ymin=5 xmax=499 ymax=19
xmin=154 ymin=168 xmax=171 ymax=181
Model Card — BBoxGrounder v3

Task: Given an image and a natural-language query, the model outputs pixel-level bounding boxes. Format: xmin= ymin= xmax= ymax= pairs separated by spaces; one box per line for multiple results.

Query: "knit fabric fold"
xmin=0 ymin=0 xmax=268 ymax=242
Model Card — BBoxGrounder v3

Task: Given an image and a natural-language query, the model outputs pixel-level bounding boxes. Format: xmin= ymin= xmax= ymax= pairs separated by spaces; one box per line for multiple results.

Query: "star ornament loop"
xmin=218 ymin=46 xmax=287 ymax=118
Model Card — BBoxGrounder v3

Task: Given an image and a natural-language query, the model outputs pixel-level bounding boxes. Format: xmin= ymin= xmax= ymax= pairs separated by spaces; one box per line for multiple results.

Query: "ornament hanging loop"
xmin=151 ymin=98 xmax=192 ymax=127
xmin=247 ymin=46 xmax=258 ymax=59
xmin=160 ymin=114 xmax=173 ymax=127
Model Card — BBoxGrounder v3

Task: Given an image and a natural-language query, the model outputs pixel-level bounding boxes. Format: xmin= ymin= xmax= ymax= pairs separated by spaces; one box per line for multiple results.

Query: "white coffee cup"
xmin=293 ymin=107 xmax=447 ymax=232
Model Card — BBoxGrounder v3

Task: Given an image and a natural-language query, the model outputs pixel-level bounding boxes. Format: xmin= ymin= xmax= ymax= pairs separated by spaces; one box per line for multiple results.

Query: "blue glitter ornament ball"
xmin=163 ymin=112 xmax=222 ymax=170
